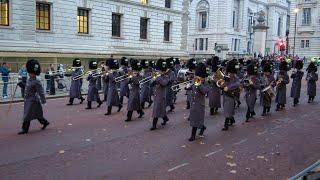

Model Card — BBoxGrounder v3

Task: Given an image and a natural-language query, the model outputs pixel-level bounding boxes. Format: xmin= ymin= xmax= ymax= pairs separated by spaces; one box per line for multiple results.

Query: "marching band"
xmin=17 ymin=56 xmax=319 ymax=142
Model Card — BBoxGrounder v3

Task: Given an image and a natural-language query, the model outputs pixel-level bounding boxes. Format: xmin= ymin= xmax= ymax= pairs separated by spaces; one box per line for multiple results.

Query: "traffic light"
xmin=278 ymin=40 xmax=286 ymax=52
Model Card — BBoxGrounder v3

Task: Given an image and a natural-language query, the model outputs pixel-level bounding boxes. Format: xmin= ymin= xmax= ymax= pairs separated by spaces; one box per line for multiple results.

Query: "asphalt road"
xmin=0 ymin=80 xmax=319 ymax=180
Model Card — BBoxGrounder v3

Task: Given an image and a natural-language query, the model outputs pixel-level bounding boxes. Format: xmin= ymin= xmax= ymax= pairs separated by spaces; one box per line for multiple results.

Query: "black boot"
xmin=262 ymin=107 xmax=267 ymax=116
xmin=150 ymin=118 xmax=158 ymax=131
xmin=275 ymin=104 xmax=280 ymax=111
xmin=222 ymin=118 xmax=229 ymax=131
xmin=308 ymin=96 xmax=312 ymax=103
xmin=85 ymin=101 xmax=92 ymax=109
xmin=125 ymin=111 xmax=133 ymax=122
xmin=120 ymin=96 xmax=124 ymax=105
xmin=210 ymin=108 xmax=214 ymax=115
xmin=199 ymin=126 xmax=207 ymax=136
xmin=80 ymin=97 xmax=85 ymax=104
xmin=141 ymin=102 xmax=145 ymax=109
xmin=148 ymin=100 xmax=153 ymax=108
xmin=311 ymin=96 xmax=315 ymax=102
xmin=97 ymin=100 xmax=102 ymax=108
xmin=67 ymin=98 xmax=74 ymax=105
xmin=104 ymin=106 xmax=112 ymax=115
xmin=117 ymin=104 xmax=123 ymax=112
xmin=138 ymin=110 xmax=144 ymax=118
xmin=188 ymin=127 xmax=197 ymax=141
xmin=161 ymin=116 xmax=169 ymax=125
xmin=230 ymin=117 xmax=235 ymax=126
xmin=267 ymin=107 xmax=270 ymax=112
xmin=168 ymin=105 xmax=175 ymax=112
xmin=215 ymin=107 xmax=219 ymax=113
xmin=293 ymin=98 xmax=299 ymax=106
xmin=18 ymin=122 xmax=30 ymax=135
xmin=186 ymin=101 xmax=190 ymax=109
xmin=251 ymin=111 xmax=256 ymax=117
xmin=245 ymin=109 xmax=251 ymax=122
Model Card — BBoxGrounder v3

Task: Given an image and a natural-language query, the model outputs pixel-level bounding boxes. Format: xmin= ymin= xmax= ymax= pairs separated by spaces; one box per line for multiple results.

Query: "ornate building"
xmin=0 ymin=0 xmax=188 ymax=68
xmin=188 ymin=0 xmax=291 ymax=59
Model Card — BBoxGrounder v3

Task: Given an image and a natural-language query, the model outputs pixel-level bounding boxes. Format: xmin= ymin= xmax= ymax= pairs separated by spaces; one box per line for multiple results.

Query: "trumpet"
xmin=276 ymin=77 xmax=283 ymax=87
xmin=72 ymin=68 xmax=102 ymax=81
xmin=171 ymin=80 xmax=192 ymax=91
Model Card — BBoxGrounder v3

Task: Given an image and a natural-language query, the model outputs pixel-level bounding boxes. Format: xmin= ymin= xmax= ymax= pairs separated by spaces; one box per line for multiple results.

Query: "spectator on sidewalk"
xmin=0 ymin=62 xmax=10 ymax=99
xmin=18 ymin=65 xmax=28 ymax=98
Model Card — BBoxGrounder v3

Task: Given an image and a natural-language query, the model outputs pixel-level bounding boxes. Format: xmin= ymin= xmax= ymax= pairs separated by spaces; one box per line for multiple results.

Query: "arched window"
xmin=197 ymin=0 xmax=209 ymax=30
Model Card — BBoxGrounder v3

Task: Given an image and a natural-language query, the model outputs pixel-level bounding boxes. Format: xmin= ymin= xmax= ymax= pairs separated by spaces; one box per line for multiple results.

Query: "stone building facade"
xmin=0 ymin=0 xmax=188 ymax=70
xmin=188 ymin=0 xmax=290 ymax=59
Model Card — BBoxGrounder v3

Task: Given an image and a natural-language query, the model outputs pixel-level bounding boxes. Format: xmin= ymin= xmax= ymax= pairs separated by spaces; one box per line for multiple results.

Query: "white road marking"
xmin=287 ymin=120 xmax=295 ymax=124
xmin=205 ymin=148 xmax=224 ymax=157
xmin=257 ymin=130 xmax=267 ymax=135
xmin=233 ymin=138 xmax=248 ymax=145
xmin=168 ymin=163 xmax=189 ymax=172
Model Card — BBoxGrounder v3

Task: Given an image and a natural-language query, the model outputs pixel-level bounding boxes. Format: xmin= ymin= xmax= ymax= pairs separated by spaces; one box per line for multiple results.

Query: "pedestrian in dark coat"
xmin=244 ymin=63 xmax=260 ymax=122
xmin=105 ymin=59 xmax=122 ymax=115
xmin=275 ymin=61 xmax=290 ymax=111
xmin=185 ymin=58 xmax=197 ymax=109
xmin=125 ymin=60 xmax=144 ymax=121
xmin=207 ymin=56 xmax=221 ymax=115
xmin=18 ymin=59 xmax=49 ymax=135
xmin=67 ymin=59 xmax=85 ymax=105
xmin=306 ymin=62 xmax=318 ymax=103
xmin=140 ymin=60 xmax=153 ymax=109
xmin=222 ymin=60 xmax=240 ymax=131
xmin=150 ymin=59 xmax=170 ymax=131
xmin=86 ymin=61 xmax=102 ymax=109
xmin=187 ymin=63 xmax=209 ymax=141
xmin=119 ymin=57 xmax=130 ymax=105
xmin=290 ymin=60 xmax=304 ymax=106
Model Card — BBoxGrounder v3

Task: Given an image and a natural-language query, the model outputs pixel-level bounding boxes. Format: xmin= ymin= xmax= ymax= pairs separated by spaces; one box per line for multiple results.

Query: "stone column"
xmin=252 ymin=11 xmax=269 ymax=56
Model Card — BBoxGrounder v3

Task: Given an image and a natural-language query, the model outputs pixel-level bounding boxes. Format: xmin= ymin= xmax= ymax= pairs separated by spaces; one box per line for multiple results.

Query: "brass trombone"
xmin=171 ymin=80 xmax=192 ymax=91
xmin=72 ymin=68 xmax=102 ymax=81
xmin=139 ymin=71 xmax=161 ymax=85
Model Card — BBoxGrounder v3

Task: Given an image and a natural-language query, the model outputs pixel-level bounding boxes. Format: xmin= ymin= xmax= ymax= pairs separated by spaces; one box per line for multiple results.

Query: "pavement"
xmin=0 ymin=79 xmax=319 ymax=180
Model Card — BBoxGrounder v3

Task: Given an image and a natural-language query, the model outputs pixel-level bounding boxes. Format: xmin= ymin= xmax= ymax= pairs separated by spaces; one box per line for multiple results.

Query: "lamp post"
xmin=293 ymin=8 xmax=299 ymax=57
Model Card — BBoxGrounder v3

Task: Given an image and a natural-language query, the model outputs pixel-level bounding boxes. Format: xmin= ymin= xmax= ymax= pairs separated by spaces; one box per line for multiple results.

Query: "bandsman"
xmin=207 ymin=56 xmax=221 ymax=115
xmin=140 ymin=59 xmax=153 ymax=109
xmin=119 ymin=57 xmax=130 ymax=106
xmin=306 ymin=62 xmax=318 ymax=103
xmin=290 ymin=60 xmax=304 ymax=106
xmin=275 ymin=61 xmax=290 ymax=111
xmin=66 ymin=58 xmax=85 ymax=105
xmin=86 ymin=60 xmax=103 ymax=109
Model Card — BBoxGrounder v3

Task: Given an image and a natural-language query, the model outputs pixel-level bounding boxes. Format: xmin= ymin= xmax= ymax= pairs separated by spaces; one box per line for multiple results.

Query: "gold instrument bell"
xmin=193 ymin=76 xmax=203 ymax=86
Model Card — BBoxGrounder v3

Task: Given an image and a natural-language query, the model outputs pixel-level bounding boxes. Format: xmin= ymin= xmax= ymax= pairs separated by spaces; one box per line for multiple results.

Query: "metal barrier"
xmin=289 ymin=160 xmax=320 ymax=180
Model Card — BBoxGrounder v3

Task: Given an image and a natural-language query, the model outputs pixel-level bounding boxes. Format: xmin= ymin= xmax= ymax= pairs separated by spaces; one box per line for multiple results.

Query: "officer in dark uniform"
xmin=125 ymin=59 xmax=144 ymax=121
xmin=86 ymin=60 xmax=103 ymax=109
xmin=66 ymin=58 xmax=85 ymax=105
xmin=275 ymin=61 xmax=290 ymax=111
xmin=140 ymin=59 xmax=153 ymax=109
xmin=105 ymin=59 xmax=122 ymax=115
xmin=119 ymin=57 xmax=130 ymax=106
xmin=290 ymin=60 xmax=304 ymax=106
xmin=150 ymin=59 xmax=170 ymax=131
xmin=187 ymin=62 xmax=209 ymax=141
xmin=306 ymin=62 xmax=318 ymax=103
xmin=18 ymin=59 xmax=50 ymax=135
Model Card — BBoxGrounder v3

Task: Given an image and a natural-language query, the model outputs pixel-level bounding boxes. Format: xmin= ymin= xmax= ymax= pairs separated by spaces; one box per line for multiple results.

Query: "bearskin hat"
xmin=307 ymin=62 xmax=317 ymax=73
xmin=263 ymin=62 xmax=272 ymax=73
xmin=89 ymin=60 xmax=98 ymax=70
xmin=149 ymin=60 xmax=156 ymax=68
xmin=186 ymin=58 xmax=197 ymax=71
xmin=226 ymin=60 xmax=238 ymax=74
xmin=120 ymin=57 xmax=129 ymax=66
xmin=238 ymin=58 xmax=244 ymax=65
xmin=140 ymin=59 xmax=149 ymax=69
xmin=105 ymin=58 xmax=113 ymax=68
xmin=295 ymin=60 xmax=303 ymax=70
xmin=156 ymin=58 xmax=167 ymax=72
xmin=174 ymin=58 xmax=180 ymax=65
xmin=195 ymin=62 xmax=208 ymax=78
xmin=26 ymin=59 xmax=41 ymax=76
xmin=247 ymin=64 xmax=257 ymax=75
xmin=73 ymin=58 xmax=81 ymax=67
xmin=166 ymin=57 xmax=174 ymax=69
xmin=279 ymin=61 xmax=288 ymax=71
xmin=131 ymin=59 xmax=142 ymax=71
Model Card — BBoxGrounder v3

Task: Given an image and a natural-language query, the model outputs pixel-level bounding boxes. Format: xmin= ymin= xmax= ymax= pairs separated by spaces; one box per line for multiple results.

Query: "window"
xmin=140 ymin=18 xmax=148 ymax=39
xmin=205 ymin=38 xmax=208 ymax=50
xmin=306 ymin=40 xmax=310 ymax=47
xmin=301 ymin=40 xmax=310 ymax=48
xmin=277 ymin=17 xmax=282 ymax=36
xmin=77 ymin=8 xmax=89 ymax=34
xmin=141 ymin=0 xmax=148 ymax=5
xmin=199 ymin=38 xmax=204 ymax=50
xmin=164 ymin=21 xmax=171 ymax=42
xmin=36 ymin=2 xmax=51 ymax=30
xmin=232 ymin=0 xmax=240 ymax=29
xmin=199 ymin=11 xmax=207 ymax=29
xmin=195 ymin=39 xmax=198 ymax=51
xmin=301 ymin=40 xmax=305 ymax=48
xmin=0 ymin=0 xmax=9 ymax=26
xmin=165 ymin=0 xmax=171 ymax=8
xmin=232 ymin=38 xmax=240 ymax=51
xmin=302 ymin=8 xmax=311 ymax=25
xmin=112 ymin=13 xmax=122 ymax=37
xmin=197 ymin=0 xmax=209 ymax=30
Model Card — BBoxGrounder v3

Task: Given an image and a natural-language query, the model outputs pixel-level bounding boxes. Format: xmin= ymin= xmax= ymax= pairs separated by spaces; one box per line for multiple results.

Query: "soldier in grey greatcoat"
xmin=207 ymin=56 xmax=221 ymax=115
xmin=306 ymin=62 xmax=318 ymax=103
xmin=187 ymin=63 xmax=209 ymax=141
xmin=119 ymin=57 xmax=130 ymax=105
xmin=66 ymin=58 xmax=85 ymax=105
xmin=275 ymin=61 xmax=290 ymax=111
xmin=125 ymin=59 xmax=144 ymax=121
xmin=150 ymin=59 xmax=170 ymax=131
xmin=290 ymin=60 xmax=304 ymax=106
xmin=101 ymin=61 xmax=109 ymax=101
xmin=221 ymin=60 xmax=240 ymax=131
xmin=140 ymin=60 xmax=153 ymax=109
xmin=243 ymin=63 xmax=260 ymax=122
xmin=260 ymin=63 xmax=275 ymax=116
xmin=185 ymin=58 xmax=197 ymax=109
xmin=165 ymin=58 xmax=176 ymax=112
xmin=18 ymin=59 xmax=50 ymax=135
xmin=105 ymin=59 xmax=122 ymax=115
xmin=86 ymin=60 xmax=103 ymax=109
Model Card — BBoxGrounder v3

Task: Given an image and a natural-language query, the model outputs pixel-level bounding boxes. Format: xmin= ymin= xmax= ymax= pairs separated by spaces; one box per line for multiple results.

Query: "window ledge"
xmin=36 ymin=30 xmax=54 ymax=34
xmin=111 ymin=36 xmax=124 ymax=39
xmin=139 ymin=38 xmax=150 ymax=42
xmin=163 ymin=40 xmax=172 ymax=43
xmin=76 ymin=33 xmax=93 ymax=37
xmin=0 ymin=25 xmax=14 ymax=30
xmin=198 ymin=28 xmax=208 ymax=31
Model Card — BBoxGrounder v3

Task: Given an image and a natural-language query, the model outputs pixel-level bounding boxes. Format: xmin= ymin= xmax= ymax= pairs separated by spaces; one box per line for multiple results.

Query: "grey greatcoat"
xmin=119 ymin=67 xmax=129 ymax=97
xmin=223 ymin=76 xmax=240 ymax=118
xmin=244 ymin=76 xmax=260 ymax=112
xmin=127 ymin=74 xmax=142 ymax=111
xmin=260 ymin=75 xmax=275 ymax=107
xmin=166 ymin=69 xmax=176 ymax=106
xmin=23 ymin=78 xmax=46 ymax=122
xmin=102 ymin=75 xmax=109 ymax=101
xmin=290 ymin=71 xmax=304 ymax=99
xmin=185 ymin=73 xmax=195 ymax=104
xmin=275 ymin=71 xmax=290 ymax=104
xmin=189 ymin=83 xmax=209 ymax=128
xmin=152 ymin=74 xmax=169 ymax=118
xmin=87 ymin=74 xmax=100 ymax=102
xmin=208 ymin=80 xmax=221 ymax=108
xmin=140 ymin=69 xmax=152 ymax=103
xmin=307 ymin=72 xmax=318 ymax=96
xmin=106 ymin=72 xmax=120 ymax=106
xmin=69 ymin=69 xmax=83 ymax=98
xmin=96 ymin=75 xmax=102 ymax=91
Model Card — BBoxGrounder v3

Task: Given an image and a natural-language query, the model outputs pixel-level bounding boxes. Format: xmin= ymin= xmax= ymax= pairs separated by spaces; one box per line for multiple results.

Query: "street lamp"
xmin=293 ymin=8 xmax=299 ymax=57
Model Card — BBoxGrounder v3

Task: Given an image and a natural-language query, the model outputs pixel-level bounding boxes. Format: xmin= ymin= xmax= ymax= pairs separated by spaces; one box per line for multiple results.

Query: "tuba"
xmin=208 ymin=68 xmax=229 ymax=88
